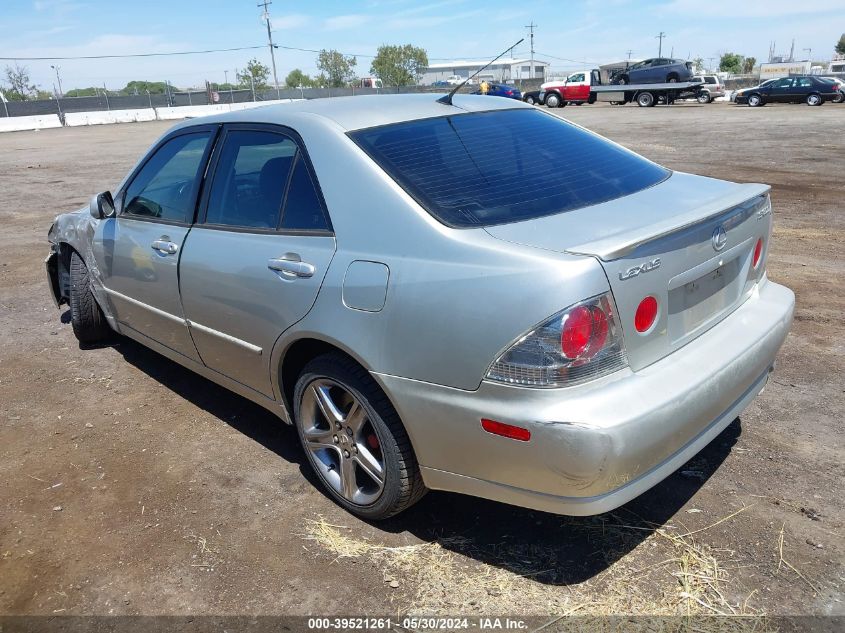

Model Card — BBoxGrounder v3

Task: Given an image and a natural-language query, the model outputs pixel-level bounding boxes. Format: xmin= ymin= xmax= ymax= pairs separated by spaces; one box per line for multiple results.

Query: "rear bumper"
xmin=376 ymin=278 xmax=794 ymax=515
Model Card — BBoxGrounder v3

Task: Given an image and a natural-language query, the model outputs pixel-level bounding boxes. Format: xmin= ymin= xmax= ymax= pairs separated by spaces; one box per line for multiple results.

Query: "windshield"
xmin=350 ymin=109 xmax=669 ymax=228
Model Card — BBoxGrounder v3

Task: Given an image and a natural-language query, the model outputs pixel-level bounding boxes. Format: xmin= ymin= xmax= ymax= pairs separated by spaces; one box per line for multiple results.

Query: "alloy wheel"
xmin=299 ymin=378 xmax=385 ymax=506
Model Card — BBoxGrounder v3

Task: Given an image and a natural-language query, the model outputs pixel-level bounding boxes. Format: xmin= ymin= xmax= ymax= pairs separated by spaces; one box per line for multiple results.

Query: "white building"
xmin=421 ymin=58 xmax=550 ymax=85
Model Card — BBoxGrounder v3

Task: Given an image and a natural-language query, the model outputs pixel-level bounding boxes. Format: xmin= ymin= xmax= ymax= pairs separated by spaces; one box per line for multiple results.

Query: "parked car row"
xmin=516 ymin=70 xmax=842 ymax=109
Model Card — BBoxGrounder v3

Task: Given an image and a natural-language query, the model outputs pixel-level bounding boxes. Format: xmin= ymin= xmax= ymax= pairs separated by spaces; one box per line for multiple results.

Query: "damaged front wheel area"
xmin=68 ymin=251 xmax=112 ymax=344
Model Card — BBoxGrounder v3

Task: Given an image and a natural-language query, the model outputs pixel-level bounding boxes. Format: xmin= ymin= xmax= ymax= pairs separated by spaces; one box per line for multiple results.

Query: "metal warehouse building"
xmin=421 ymin=58 xmax=550 ymax=85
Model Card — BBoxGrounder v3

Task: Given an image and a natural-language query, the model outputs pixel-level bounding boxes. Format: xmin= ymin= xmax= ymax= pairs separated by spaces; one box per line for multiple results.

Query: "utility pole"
xmin=803 ymin=47 xmax=812 ymax=61
xmin=656 ymin=32 xmax=666 ymax=57
xmin=102 ymin=83 xmax=109 ymax=110
xmin=258 ymin=0 xmax=280 ymax=96
xmin=50 ymin=65 xmax=63 ymax=97
xmin=626 ymin=49 xmax=633 ymax=60
xmin=525 ymin=21 xmax=536 ymax=79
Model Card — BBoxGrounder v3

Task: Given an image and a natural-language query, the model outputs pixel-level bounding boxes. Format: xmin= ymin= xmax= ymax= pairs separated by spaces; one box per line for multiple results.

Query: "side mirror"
xmin=89 ymin=191 xmax=115 ymax=220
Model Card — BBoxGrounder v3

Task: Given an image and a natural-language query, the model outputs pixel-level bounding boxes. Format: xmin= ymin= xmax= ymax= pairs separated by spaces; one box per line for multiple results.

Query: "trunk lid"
xmin=484 ymin=172 xmax=772 ymax=371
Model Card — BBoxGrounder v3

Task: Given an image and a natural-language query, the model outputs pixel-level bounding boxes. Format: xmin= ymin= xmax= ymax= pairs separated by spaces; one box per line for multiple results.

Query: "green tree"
xmin=64 ymin=87 xmax=100 ymax=97
xmin=316 ymin=49 xmax=357 ymax=87
xmin=836 ymin=33 xmax=845 ymax=56
xmin=719 ymin=52 xmax=743 ymax=74
xmin=122 ymin=80 xmax=169 ymax=95
xmin=742 ymin=56 xmax=757 ymax=74
xmin=285 ymin=68 xmax=313 ymax=88
xmin=370 ymin=44 xmax=429 ymax=86
xmin=3 ymin=63 xmax=37 ymax=100
xmin=237 ymin=58 xmax=270 ymax=88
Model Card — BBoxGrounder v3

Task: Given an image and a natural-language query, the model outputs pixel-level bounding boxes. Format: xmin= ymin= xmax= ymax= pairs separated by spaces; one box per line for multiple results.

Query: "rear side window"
xmin=123 ymin=132 xmax=211 ymax=223
xmin=281 ymin=155 xmax=330 ymax=231
xmin=205 ymin=130 xmax=297 ymax=229
xmin=350 ymin=109 xmax=669 ymax=228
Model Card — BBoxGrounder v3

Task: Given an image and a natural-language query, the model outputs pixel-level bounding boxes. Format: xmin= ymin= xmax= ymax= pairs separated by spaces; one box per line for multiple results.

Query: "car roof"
xmin=170 ymin=93 xmax=530 ymax=133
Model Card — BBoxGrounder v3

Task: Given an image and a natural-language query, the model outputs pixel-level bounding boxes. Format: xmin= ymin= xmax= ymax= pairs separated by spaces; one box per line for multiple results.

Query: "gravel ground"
xmin=0 ymin=100 xmax=842 ymax=618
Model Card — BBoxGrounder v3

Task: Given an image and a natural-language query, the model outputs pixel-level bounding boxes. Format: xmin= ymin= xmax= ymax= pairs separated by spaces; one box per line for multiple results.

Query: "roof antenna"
xmin=438 ymin=38 xmax=524 ymax=106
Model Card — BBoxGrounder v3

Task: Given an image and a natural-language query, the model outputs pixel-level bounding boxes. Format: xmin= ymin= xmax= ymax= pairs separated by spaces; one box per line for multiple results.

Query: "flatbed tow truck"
xmin=541 ymin=69 xmax=706 ymax=107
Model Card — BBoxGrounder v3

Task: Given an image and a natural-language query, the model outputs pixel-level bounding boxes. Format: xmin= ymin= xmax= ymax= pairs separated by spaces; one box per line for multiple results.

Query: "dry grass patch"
xmin=302 ymin=509 xmax=770 ymax=624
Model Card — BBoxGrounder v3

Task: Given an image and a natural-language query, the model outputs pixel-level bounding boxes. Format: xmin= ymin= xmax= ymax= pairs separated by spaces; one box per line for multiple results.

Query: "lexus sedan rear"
xmin=46 ymin=95 xmax=794 ymax=519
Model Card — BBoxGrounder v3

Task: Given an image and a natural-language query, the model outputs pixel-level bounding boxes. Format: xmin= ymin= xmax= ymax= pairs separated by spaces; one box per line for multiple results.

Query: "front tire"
xmin=545 ymin=93 xmax=561 ymax=108
xmin=68 ymin=251 xmax=111 ymax=344
xmin=293 ymin=352 xmax=426 ymax=520
xmin=747 ymin=93 xmax=763 ymax=107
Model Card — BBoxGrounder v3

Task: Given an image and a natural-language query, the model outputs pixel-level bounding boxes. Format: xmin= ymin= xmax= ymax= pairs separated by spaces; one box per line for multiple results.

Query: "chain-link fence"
xmin=0 ymin=84 xmax=459 ymax=118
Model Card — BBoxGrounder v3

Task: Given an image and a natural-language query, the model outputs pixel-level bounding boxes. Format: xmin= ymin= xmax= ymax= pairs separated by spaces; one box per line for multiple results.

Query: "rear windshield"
xmin=350 ymin=109 xmax=669 ymax=227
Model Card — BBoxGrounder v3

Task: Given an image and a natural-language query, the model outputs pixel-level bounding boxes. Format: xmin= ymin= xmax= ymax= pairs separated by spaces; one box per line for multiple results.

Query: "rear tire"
xmin=69 ymin=251 xmax=111 ymax=344
xmin=697 ymin=92 xmax=710 ymax=104
xmin=667 ymin=74 xmax=679 ymax=83
xmin=525 ymin=95 xmax=536 ymax=105
xmin=636 ymin=92 xmax=655 ymax=107
xmin=806 ymin=93 xmax=822 ymax=106
xmin=833 ymin=92 xmax=844 ymax=104
xmin=293 ymin=352 xmax=427 ymax=520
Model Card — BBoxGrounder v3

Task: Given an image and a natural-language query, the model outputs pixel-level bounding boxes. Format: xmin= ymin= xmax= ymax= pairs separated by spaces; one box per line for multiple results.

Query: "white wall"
xmin=0 ymin=114 xmax=62 ymax=132
xmin=65 ymin=109 xmax=157 ymax=126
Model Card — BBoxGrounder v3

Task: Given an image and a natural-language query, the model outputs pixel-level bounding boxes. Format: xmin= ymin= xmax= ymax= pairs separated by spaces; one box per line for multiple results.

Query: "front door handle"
xmin=268 ymin=255 xmax=315 ymax=279
xmin=151 ymin=238 xmax=179 ymax=255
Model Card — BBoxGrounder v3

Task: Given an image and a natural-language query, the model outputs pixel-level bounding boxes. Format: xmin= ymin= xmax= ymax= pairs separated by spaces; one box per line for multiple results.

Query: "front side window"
xmin=351 ymin=109 xmax=669 ymax=228
xmin=568 ymin=73 xmax=585 ymax=82
xmin=123 ymin=132 xmax=211 ymax=223
xmin=205 ymin=130 xmax=297 ymax=229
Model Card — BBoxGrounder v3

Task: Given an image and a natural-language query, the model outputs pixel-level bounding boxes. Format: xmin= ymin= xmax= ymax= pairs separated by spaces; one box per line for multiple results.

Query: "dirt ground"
xmin=0 ymin=101 xmax=842 ymax=619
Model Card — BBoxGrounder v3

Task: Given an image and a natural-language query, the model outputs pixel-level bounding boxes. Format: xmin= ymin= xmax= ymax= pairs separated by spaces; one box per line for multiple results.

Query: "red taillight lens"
xmin=634 ymin=296 xmax=658 ymax=333
xmin=752 ymin=238 xmax=763 ymax=268
xmin=481 ymin=419 xmax=531 ymax=441
xmin=561 ymin=305 xmax=609 ymax=359
xmin=561 ymin=306 xmax=592 ymax=358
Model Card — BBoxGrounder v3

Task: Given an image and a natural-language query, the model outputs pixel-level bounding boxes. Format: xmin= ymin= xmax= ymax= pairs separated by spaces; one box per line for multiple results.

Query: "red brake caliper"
xmin=367 ymin=434 xmax=379 ymax=450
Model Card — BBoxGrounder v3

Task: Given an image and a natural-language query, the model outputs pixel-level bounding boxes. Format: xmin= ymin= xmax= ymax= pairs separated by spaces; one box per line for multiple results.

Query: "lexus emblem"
xmin=711 ymin=226 xmax=728 ymax=251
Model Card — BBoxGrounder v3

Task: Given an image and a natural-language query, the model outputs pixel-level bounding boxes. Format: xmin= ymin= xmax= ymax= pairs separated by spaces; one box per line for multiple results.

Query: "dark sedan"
xmin=734 ymin=75 xmax=839 ymax=106
xmin=522 ymin=90 xmax=544 ymax=105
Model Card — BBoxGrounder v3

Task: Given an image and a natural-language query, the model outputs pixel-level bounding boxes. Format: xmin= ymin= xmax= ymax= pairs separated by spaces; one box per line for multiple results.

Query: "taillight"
xmin=486 ymin=293 xmax=628 ymax=387
xmin=752 ymin=238 xmax=763 ymax=268
xmin=634 ymin=296 xmax=658 ymax=333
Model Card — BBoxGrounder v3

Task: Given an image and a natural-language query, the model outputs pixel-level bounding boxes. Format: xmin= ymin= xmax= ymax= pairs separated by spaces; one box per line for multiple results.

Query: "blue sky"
xmin=2 ymin=0 xmax=843 ymax=90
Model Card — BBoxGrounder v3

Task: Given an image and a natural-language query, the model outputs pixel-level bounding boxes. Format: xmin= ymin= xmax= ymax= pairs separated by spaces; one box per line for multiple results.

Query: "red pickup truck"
xmin=541 ymin=70 xmax=600 ymax=107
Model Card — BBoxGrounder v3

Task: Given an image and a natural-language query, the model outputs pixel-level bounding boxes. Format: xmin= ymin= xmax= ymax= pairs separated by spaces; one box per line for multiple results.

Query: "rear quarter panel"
xmin=269 ymin=115 xmax=610 ymax=391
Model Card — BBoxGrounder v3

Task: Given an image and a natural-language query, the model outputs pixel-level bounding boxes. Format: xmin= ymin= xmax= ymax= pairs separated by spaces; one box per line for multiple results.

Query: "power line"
xmin=0 ymin=45 xmax=266 ymax=61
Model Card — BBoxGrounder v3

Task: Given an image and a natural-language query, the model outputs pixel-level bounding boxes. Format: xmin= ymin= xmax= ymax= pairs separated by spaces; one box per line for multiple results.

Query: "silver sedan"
xmin=46 ymin=95 xmax=794 ymax=519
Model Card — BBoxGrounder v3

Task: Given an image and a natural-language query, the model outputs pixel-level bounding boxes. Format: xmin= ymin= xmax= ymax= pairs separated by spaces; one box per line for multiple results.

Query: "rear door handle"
xmin=151 ymin=239 xmax=179 ymax=255
xmin=268 ymin=256 xmax=315 ymax=279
